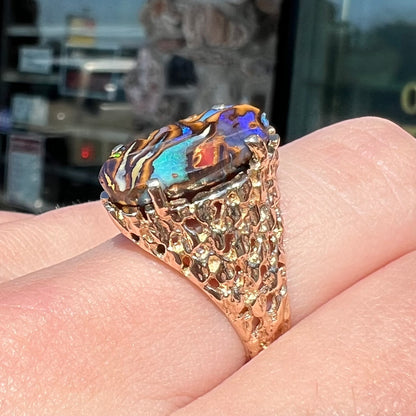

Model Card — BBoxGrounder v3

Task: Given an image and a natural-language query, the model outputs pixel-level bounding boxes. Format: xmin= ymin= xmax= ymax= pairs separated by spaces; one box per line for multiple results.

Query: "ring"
xmin=98 ymin=104 xmax=290 ymax=359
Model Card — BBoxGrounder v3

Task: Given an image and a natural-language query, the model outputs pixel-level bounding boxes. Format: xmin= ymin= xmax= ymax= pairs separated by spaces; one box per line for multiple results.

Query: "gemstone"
xmin=99 ymin=104 xmax=271 ymax=207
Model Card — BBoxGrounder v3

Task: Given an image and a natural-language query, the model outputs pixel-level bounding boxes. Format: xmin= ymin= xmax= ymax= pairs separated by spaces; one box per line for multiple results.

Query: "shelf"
xmin=60 ymin=56 xmax=136 ymax=72
xmin=10 ymin=123 xmax=135 ymax=143
xmin=6 ymin=25 xmax=40 ymax=37
xmin=2 ymin=70 xmax=60 ymax=85
xmin=6 ymin=24 xmax=145 ymax=42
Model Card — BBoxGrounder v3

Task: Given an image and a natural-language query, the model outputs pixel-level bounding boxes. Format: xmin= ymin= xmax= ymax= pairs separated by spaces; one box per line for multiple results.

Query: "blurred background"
xmin=0 ymin=0 xmax=415 ymax=212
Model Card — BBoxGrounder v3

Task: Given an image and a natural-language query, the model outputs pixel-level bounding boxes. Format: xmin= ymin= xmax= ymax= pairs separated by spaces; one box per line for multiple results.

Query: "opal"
xmin=99 ymin=104 xmax=271 ymax=207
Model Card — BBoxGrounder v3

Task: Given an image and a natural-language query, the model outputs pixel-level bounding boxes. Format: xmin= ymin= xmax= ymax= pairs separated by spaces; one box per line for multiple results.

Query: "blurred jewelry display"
xmin=125 ymin=0 xmax=282 ymax=125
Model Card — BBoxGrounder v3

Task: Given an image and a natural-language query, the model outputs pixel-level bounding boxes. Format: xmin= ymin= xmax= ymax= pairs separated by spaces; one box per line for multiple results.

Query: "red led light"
xmin=80 ymin=144 xmax=95 ymax=160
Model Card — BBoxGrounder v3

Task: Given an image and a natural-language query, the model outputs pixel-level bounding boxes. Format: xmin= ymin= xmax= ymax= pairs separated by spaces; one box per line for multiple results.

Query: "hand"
xmin=0 ymin=117 xmax=415 ymax=415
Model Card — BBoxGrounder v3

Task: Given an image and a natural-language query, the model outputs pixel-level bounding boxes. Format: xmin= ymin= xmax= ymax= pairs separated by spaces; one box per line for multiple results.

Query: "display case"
xmin=0 ymin=0 xmax=282 ymax=212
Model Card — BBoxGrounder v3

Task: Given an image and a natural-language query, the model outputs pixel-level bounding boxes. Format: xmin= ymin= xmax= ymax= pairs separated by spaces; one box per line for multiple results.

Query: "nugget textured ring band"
xmin=98 ymin=104 xmax=290 ymax=359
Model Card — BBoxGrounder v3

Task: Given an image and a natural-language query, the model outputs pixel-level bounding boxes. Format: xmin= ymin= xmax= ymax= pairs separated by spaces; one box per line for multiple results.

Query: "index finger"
xmin=0 ymin=201 xmax=118 ymax=281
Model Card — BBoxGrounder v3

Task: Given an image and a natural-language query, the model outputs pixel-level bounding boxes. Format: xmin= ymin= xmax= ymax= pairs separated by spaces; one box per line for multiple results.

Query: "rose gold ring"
xmin=98 ymin=104 xmax=290 ymax=359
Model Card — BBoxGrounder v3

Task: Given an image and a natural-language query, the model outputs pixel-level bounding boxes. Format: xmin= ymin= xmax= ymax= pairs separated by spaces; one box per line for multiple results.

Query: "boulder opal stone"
xmin=99 ymin=104 xmax=271 ymax=207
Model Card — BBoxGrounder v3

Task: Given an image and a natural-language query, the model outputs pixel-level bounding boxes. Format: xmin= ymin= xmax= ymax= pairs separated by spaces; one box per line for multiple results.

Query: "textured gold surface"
xmin=102 ymin=131 xmax=289 ymax=359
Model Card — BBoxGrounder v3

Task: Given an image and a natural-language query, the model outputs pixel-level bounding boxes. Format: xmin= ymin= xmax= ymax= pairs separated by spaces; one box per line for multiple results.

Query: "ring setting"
xmin=99 ymin=104 xmax=290 ymax=358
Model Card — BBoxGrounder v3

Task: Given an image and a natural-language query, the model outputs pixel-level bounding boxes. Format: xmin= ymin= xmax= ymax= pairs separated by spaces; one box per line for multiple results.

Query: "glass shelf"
xmin=2 ymin=70 xmax=60 ymax=84
xmin=6 ymin=24 xmax=145 ymax=42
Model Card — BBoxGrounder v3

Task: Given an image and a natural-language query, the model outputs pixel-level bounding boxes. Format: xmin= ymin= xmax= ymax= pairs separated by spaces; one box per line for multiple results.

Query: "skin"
xmin=0 ymin=117 xmax=415 ymax=415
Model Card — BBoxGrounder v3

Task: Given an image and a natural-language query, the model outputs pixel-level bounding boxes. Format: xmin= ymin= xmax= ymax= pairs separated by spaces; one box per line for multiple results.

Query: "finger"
xmin=173 ymin=250 xmax=416 ymax=415
xmin=0 ymin=117 xmax=415 ymax=414
xmin=0 ymin=211 xmax=33 ymax=224
xmin=280 ymin=116 xmax=416 ymax=323
xmin=0 ymin=201 xmax=118 ymax=281
xmin=0 ymin=236 xmax=245 ymax=415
